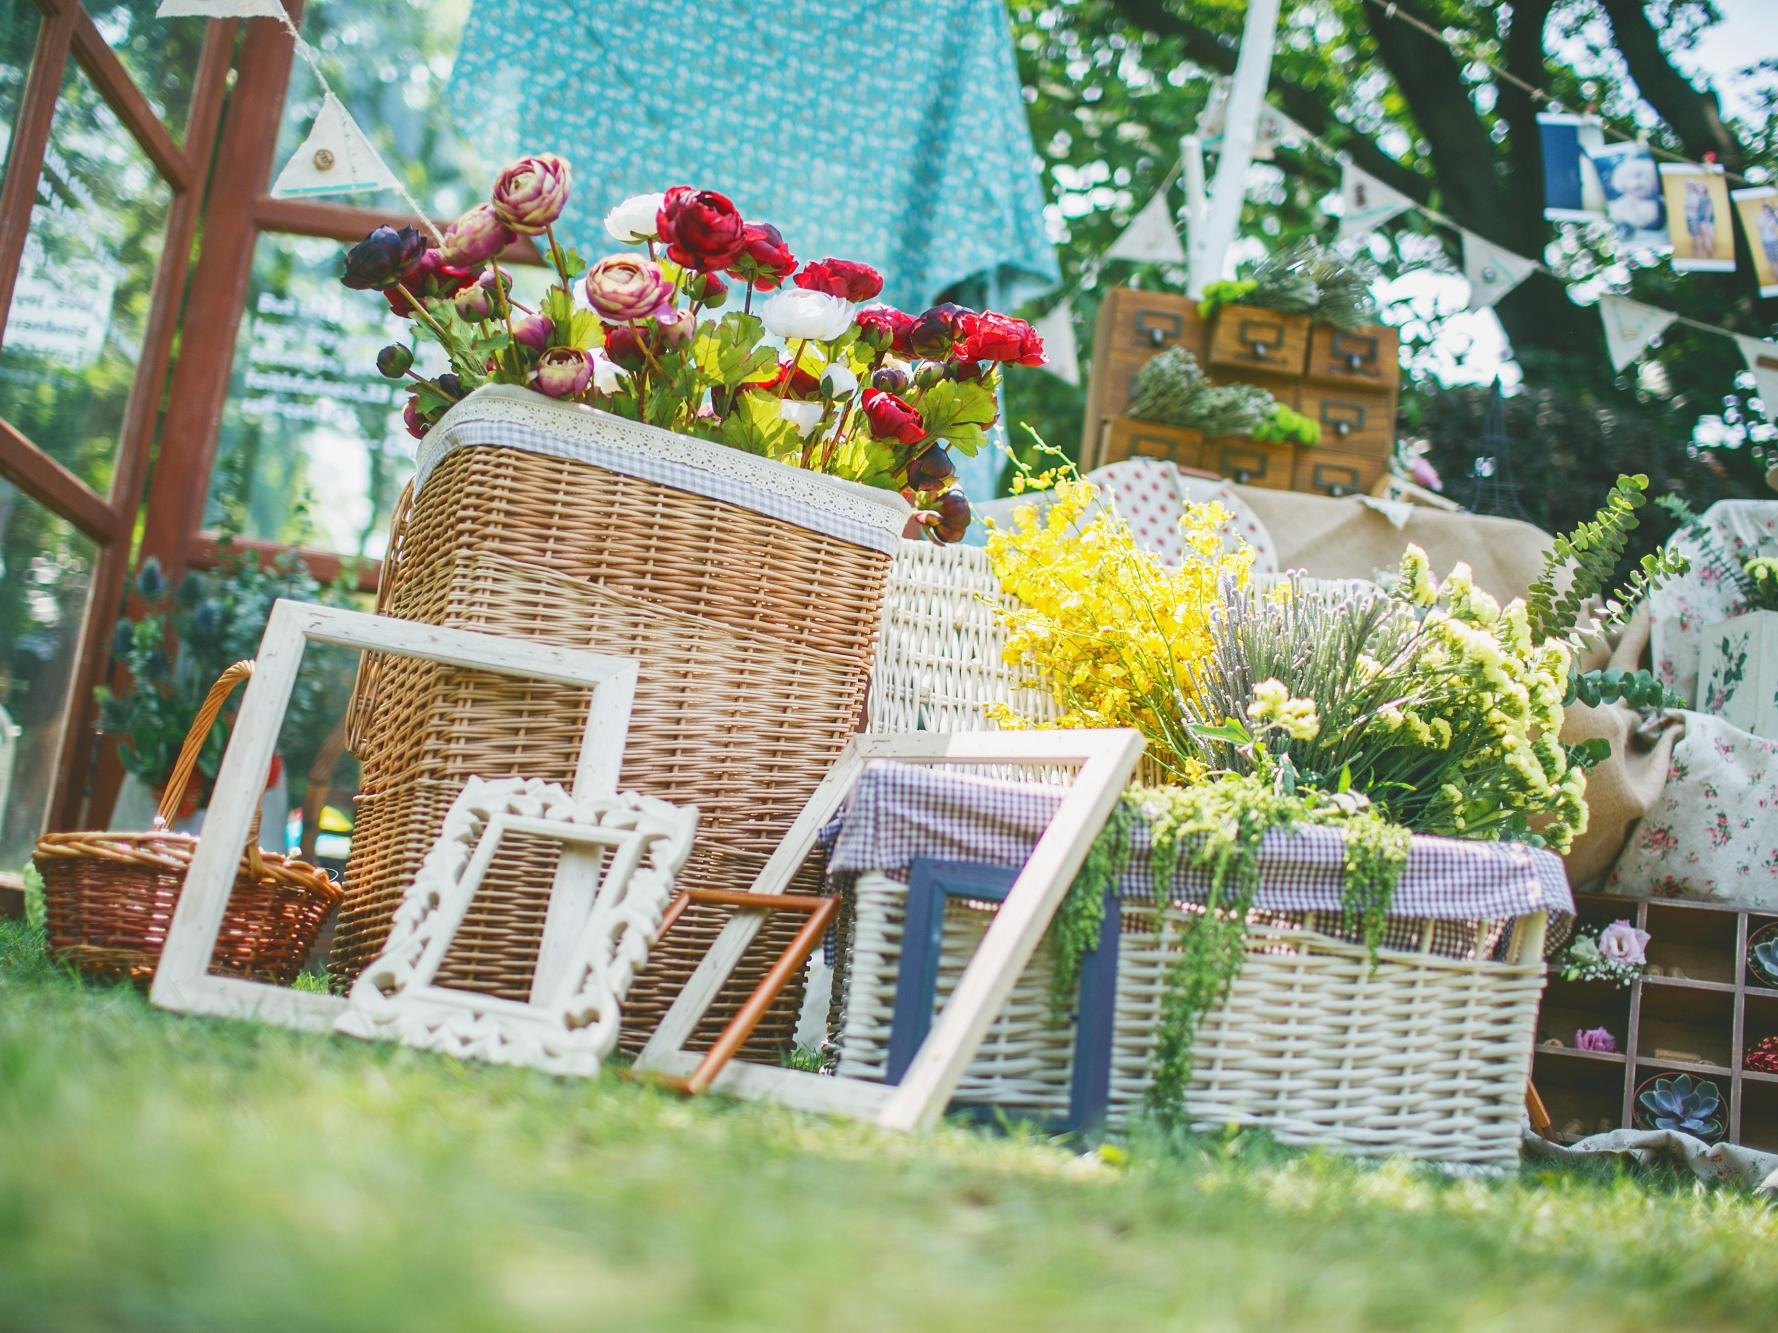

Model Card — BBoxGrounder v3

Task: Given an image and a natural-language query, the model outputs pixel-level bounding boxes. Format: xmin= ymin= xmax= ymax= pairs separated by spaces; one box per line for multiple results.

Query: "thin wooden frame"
xmin=633 ymin=729 xmax=1144 ymax=1133
xmin=149 ymin=599 xmax=639 ymax=1031
xmin=335 ymin=777 xmax=697 ymax=1076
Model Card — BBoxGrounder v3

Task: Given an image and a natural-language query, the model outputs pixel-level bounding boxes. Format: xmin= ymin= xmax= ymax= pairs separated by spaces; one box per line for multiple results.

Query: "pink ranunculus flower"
xmin=1574 ymin=1026 xmax=1617 ymax=1053
xmin=531 ymin=346 xmax=592 ymax=398
xmin=512 ymin=313 xmax=554 ymax=354
xmin=438 ymin=203 xmax=514 ymax=267
xmin=584 ymin=255 xmax=673 ymax=323
xmin=1597 ymin=919 xmax=1650 ymax=966
xmin=491 ymin=153 xmax=571 ymax=235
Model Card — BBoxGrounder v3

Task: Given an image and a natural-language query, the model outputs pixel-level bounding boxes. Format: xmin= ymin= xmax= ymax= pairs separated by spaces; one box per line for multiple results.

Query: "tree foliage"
xmin=1003 ymin=0 xmax=1777 ymax=534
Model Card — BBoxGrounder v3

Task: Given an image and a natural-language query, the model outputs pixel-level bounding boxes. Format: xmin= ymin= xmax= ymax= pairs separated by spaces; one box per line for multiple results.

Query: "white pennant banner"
xmin=1196 ymin=87 xmax=1303 ymax=163
xmin=1337 ymin=161 xmax=1416 ymax=240
xmin=272 ymin=91 xmax=402 ymax=198
xmin=1736 ymin=335 xmax=1778 ymax=419
xmin=1105 ymin=188 xmax=1186 ymax=266
xmin=156 ymin=0 xmax=286 ymax=17
xmin=1461 ymin=233 xmax=1538 ymax=311
xmin=1598 ymin=295 xmax=1677 ymax=372
xmin=1031 ymin=304 xmax=1080 ymax=386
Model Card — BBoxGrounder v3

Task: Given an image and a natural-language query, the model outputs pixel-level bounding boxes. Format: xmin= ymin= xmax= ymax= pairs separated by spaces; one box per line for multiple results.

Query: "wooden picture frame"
xmin=150 ymin=599 xmax=640 ymax=1032
xmin=334 ymin=777 xmax=697 ymax=1076
xmin=633 ymin=729 xmax=1144 ymax=1132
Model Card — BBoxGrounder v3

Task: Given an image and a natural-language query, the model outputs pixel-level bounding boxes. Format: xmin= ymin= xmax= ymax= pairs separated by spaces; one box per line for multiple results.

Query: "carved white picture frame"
xmin=151 ymin=600 xmax=640 ymax=1033
xmin=634 ymin=729 xmax=1145 ymax=1132
xmin=333 ymin=777 xmax=696 ymax=1075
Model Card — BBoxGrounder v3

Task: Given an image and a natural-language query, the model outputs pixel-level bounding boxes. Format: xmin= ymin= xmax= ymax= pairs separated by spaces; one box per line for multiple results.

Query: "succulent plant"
xmin=1636 ymin=1074 xmax=1723 ymax=1141
xmin=1751 ymin=930 xmax=1778 ymax=988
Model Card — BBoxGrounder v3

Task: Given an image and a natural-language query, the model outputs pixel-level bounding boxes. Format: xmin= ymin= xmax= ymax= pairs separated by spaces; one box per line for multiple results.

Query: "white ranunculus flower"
xmin=589 ymin=348 xmax=625 ymax=395
xmin=762 ymin=288 xmax=854 ymax=342
xmin=821 ymin=362 xmax=859 ymax=398
xmin=778 ymin=399 xmax=824 ymax=436
xmin=604 ymin=192 xmax=665 ymax=244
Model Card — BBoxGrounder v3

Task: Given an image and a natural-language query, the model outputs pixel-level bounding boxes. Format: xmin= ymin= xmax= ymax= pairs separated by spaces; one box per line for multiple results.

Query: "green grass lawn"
xmin=2 ymin=914 xmax=1773 ymax=1332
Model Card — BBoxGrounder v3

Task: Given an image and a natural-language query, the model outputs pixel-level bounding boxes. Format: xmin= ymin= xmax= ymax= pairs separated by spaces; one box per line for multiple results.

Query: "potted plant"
xmin=1634 ymin=1073 xmax=1725 ymax=1142
xmin=329 ymin=159 xmax=1053 ymax=1016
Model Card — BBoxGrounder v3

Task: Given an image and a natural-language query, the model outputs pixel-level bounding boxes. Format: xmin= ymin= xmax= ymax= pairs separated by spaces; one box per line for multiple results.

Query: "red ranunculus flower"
xmin=656 ymin=186 xmax=746 ymax=271
xmin=746 ymin=358 xmax=821 ymax=399
xmin=856 ymin=304 xmax=914 ymax=353
xmin=862 ymin=388 xmax=926 ymax=445
xmin=906 ymin=302 xmax=974 ymax=358
xmin=954 ymin=311 xmax=1045 ymax=366
xmin=795 ymin=258 xmax=884 ymax=302
xmin=385 ymin=249 xmax=477 ymax=317
xmin=727 ymin=221 xmax=797 ymax=291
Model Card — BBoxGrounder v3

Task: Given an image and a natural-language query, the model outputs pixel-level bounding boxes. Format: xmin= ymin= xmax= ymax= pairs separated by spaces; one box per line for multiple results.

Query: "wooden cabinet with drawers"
xmin=1305 ymin=322 xmax=1401 ymax=391
xmin=1298 ymin=385 xmax=1393 ymax=453
xmin=1206 ymin=305 xmax=1310 ymax=378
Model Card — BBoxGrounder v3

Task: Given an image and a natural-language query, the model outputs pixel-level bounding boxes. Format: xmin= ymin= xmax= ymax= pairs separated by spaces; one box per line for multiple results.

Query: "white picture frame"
xmin=333 ymin=777 xmax=697 ymax=1075
xmin=634 ymin=728 xmax=1145 ymax=1132
xmin=150 ymin=599 xmax=640 ymax=1032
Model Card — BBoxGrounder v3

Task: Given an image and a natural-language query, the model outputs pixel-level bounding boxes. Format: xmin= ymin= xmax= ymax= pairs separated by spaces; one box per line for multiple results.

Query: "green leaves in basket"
xmin=916 ymin=378 xmax=998 ymax=457
xmin=721 ymin=389 xmax=801 ymax=460
xmin=692 ymin=312 xmax=776 ymax=390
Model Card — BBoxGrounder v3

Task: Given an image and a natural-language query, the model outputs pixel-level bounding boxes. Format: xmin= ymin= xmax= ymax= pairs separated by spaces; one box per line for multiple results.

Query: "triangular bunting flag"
xmin=1337 ymin=161 xmax=1416 ymax=240
xmin=1031 ymin=304 xmax=1080 ymax=386
xmin=1461 ymin=233 xmax=1538 ymax=311
xmin=272 ymin=91 xmax=401 ymax=197
xmin=1599 ymin=296 xmax=1677 ymax=372
xmin=157 ymin=0 xmax=286 ymax=17
xmin=1736 ymin=335 xmax=1778 ymax=420
xmin=1105 ymin=188 xmax=1186 ymax=266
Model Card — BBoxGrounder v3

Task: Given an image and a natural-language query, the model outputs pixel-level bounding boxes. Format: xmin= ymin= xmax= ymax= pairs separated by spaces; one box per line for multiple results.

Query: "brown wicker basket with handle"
xmin=32 ymin=661 xmax=342 ymax=985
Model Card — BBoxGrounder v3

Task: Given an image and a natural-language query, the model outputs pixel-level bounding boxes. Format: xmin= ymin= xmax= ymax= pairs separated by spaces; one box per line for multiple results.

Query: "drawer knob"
xmin=1148 ymin=327 xmax=1165 ymax=347
xmin=1335 ymin=420 xmax=1352 ymax=438
xmin=1329 ymin=483 xmax=1352 ymax=498
xmin=1345 ymin=352 xmax=1363 ymax=370
xmin=1234 ymin=468 xmax=1255 ymax=484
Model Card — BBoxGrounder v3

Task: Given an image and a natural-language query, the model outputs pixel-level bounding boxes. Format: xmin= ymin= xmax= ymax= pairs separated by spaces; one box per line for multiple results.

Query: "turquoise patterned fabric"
xmin=445 ymin=0 xmax=1059 ymax=316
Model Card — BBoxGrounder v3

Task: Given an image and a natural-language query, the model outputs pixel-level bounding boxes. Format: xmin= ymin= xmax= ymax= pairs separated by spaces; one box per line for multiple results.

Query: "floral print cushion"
xmin=1649 ymin=499 xmax=1778 ymax=705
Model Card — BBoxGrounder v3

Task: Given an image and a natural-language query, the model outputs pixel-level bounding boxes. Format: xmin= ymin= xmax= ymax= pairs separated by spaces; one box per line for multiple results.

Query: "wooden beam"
xmin=190 ymin=533 xmax=383 ymax=595
xmin=66 ymin=3 xmax=193 ymax=191
xmin=58 ymin=18 xmax=241 ymax=836
xmin=0 ymin=417 xmax=118 ymax=541
xmin=253 ymin=195 xmax=547 ymax=265
xmin=0 ymin=1 xmax=76 ymax=357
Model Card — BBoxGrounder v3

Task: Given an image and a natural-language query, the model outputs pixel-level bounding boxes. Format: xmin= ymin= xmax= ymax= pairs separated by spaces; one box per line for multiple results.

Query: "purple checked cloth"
xmin=826 ymin=760 xmax=1574 ymax=923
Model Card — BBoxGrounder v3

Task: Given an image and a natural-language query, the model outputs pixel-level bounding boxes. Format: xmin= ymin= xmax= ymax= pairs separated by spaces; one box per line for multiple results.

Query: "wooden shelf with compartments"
xmin=1532 ymin=891 xmax=1778 ymax=1152
xmin=1081 ymin=286 xmax=1401 ymax=499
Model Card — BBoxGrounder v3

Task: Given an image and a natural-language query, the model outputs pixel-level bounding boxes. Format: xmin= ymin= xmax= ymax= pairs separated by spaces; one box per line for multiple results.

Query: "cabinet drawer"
xmin=1206 ymin=306 xmax=1310 ymax=377
xmin=1203 ymin=436 xmax=1296 ymax=489
xmin=1298 ymin=387 xmax=1394 ymax=453
xmin=1101 ymin=418 xmax=1204 ymax=469
xmin=1305 ymin=322 xmax=1400 ymax=390
xmin=1293 ymin=448 xmax=1388 ymax=498
xmin=1095 ymin=287 xmax=1208 ymax=357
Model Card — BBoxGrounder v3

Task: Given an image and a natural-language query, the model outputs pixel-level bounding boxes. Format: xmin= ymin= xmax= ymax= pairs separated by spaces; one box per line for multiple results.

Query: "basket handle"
xmin=343 ymin=478 xmax=415 ymax=752
xmin=157 ymin=660 xmax=267 ymax=878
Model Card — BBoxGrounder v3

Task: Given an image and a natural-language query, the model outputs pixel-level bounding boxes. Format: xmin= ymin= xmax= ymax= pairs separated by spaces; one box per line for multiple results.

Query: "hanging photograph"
xmin=1536 ymin=113 xmax=1606 ymax=222
xmin=1661 ymin=163 xmax=1736 ymax=272
xmin=1731 ymin=186 xmax=1778 ymax=297
xmin=1588 ymin=143 xmax=1668 ymax=254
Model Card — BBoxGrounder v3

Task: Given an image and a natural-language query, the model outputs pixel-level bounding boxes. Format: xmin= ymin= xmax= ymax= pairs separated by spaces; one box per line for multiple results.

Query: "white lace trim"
xmin=414 ymin=385 xmax=911 ymax=554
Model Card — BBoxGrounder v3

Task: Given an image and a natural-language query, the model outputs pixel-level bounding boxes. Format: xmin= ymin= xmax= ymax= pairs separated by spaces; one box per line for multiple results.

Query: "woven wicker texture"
xmin=336 ymin=441 xmax=892 ymax=1055
xmin=836 ymin=874 xmax=1544 ymax=1165
xmin=32 ymin=663 xmax=340 ymax=985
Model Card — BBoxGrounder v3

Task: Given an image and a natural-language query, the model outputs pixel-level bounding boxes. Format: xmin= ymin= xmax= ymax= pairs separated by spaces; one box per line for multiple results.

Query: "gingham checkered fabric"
xmin=415 ymin=390 xmax=905 ymax=556
xmin=826 ymin=760 xmax=1575 ymax=922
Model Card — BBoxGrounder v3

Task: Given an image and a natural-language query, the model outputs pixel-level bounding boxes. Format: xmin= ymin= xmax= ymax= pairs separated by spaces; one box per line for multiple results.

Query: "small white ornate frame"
xmin=150 ymin=599 xmax=640 ymax=1032
xmin=334 ymin=777 xmax=696 ymax=1075
xmin=634 ymin=728 xmax=1145 ymax=1132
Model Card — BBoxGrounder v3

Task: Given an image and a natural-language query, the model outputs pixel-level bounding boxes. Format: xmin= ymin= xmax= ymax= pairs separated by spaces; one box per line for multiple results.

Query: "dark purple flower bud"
xmin=935 ymin=489 xmax=971 ymax=543
xmin=436 ymin=372 xmax=463 ymax=401
xmin=376 ymin=343 xmax=414 ymax=379
xmin=342 ymin=225 xmax=426 ymax=291
xmin=403 ymin=396 xmax=430 ymax=439
xmin=907 ymin=302 xmax=970 ymax=358
xmin=871 ymin=365 xmax=910 ymax=394
xmin=949 ymin=359 xmax=988 ymax=382
xmin=905 ymin=446 xmax=955 ymax=492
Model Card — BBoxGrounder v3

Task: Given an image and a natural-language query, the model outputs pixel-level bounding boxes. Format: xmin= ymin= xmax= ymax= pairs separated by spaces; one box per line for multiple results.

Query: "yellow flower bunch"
xmin=983 ymin=478 xmax=1252 ymax=779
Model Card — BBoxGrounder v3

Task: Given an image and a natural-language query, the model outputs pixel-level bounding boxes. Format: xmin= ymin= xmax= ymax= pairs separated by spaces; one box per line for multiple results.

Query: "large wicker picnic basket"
xmin=333 ymin=386 xmax=909 ymax=1053
xmin=33 ymin=662 xmax=340 ymax=984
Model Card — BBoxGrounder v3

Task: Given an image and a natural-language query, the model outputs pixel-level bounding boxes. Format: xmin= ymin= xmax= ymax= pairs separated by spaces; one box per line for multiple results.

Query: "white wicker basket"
xmin=835 ymin=871 xmax=1547 ymax=1166
xmin=854 ymin=539 xmax=1551 ymax=1166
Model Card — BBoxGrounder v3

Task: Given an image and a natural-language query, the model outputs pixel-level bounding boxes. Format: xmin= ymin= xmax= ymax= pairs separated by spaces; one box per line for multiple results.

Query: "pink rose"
xmin=491 ymin=154 xmax=571 ymax=235
xmin=583 ymin=255 xmax=672 ymax=322
xmin=438 ymin=203 xmax=514 ymax=266
xmin=531 ymin=346 xmax=592 ymax=398
xmin=1597 ymin=919 xmax=1650 ymax=966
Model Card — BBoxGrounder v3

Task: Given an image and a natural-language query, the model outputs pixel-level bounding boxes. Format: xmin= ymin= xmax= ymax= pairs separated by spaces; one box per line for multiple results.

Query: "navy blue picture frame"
xmin=884 ymin=857 xmax=1120 ymax=1132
